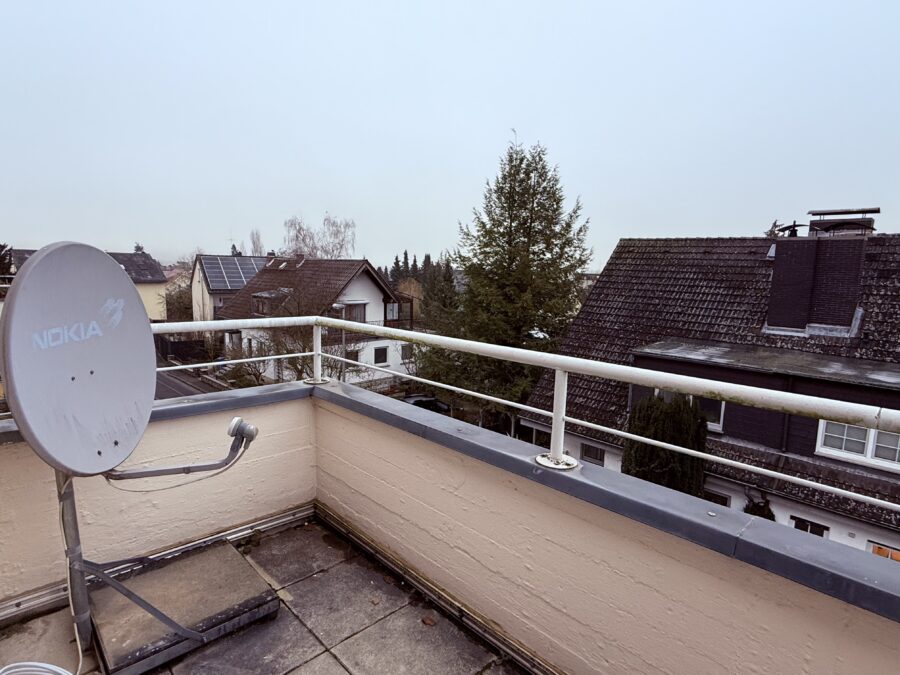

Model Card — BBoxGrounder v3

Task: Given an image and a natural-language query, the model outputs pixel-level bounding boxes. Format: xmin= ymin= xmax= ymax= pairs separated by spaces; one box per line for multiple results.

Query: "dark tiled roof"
xmin=198 ymin=255 xmax=270 ymax=292
xmin=524 ymin=234 xmax=900 ymax=527
xmin=107 ymin=251 xmax=167 ymax=283
xmin=218 ymin=258 xmax=395 ymax=320
xmin=10 ymin=249 xmax=35 ymax=270
xmin=11 ymin=248 xmax=166 ymax=284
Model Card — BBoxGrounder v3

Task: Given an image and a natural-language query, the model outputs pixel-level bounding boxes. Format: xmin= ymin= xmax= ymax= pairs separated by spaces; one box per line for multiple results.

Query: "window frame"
xmin=790 ymin=516 xmax=830 ymax=538
xmin=373 ymin=346 xmax=389 ymax=365
xmin=702 ymin=490 xmax=730 ymax=507
xmin=815 ymin=420 xmax=900 ymax=475
xmin=632 ymin=386 xmax=725 ymax=433
xmin=580 ymin=442 xmax=605 ymax=467
xmin=345 ymin=302 xmax=367 ymax=323
xmin=400 ymin=344 xmax=413 ymax=362
xmin=869 ymin=541 xmax=900 ymax=562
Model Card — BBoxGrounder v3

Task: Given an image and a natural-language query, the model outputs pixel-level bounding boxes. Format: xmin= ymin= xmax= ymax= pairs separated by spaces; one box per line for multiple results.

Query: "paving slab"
xmin=332 ymin=604 xmax=496 ymax=675
xmin=171 ymin=603 xmax=323 ymax=675
xmin=0 ymin=607 xmax=99 ymax=673
xmin=282 ymin=558 xmax=410 ymax=647
xmin=289 ymin=652 xmax=351 ymax=675
xmin=246 ymin=522 xmax=350 ymax=589
xmin=91 ymin=541 xmax=277 ymax=672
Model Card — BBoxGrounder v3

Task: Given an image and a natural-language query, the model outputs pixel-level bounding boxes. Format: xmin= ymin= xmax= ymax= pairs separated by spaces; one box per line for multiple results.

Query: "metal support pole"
xmin=303 ymin=325 xmax=329 ymax=384
xmin=55 ymin=470 xmax=93 ymax=650
xmin=535 ymin=369 xmax=578 ymax=470
xmin=340 ymin=306 xmax=346 ymax=382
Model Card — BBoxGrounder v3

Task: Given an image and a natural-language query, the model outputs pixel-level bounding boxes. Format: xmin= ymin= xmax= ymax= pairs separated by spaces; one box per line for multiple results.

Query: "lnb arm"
xmin=105 ymin=417 xmax=258 ymax=481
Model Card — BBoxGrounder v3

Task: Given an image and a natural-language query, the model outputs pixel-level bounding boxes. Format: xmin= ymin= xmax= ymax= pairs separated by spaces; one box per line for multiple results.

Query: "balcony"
xmin=1 ymin=318 xmax=899 ymax=673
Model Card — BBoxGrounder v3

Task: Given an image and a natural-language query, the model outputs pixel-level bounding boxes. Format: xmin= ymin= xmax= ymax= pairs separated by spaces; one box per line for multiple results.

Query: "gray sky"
xmin=2 ymin=1 xmax=898 ymax=269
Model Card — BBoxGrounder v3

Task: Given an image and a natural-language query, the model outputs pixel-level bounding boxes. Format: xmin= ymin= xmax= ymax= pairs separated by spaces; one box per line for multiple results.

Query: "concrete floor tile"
xmin=246 ymin=522 xmax=350 ymax=589
xmin=282 ymin=559 xmax=410 ymax=648
xmin=332 ymin=604 xmax=496 ymax=675
xmin=289 ymin=652 xmax=351 ymax=675
xmin=170 ymin=604 xmax=324 ymax=675
xmin=0 ymin=608 xmax=98 ymax=674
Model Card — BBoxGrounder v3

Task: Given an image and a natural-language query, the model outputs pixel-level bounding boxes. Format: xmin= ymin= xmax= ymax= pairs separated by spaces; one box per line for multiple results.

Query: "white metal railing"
xmin=151 ymin=316 xmax=900 ymax=513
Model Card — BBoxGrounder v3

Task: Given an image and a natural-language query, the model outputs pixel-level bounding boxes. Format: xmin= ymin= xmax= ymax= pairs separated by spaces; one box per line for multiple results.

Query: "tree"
xmin=621 ymin=394 xmax=707 ymax=497
xmin=283 ymin=213 xmax=356 ymax=258
xmin=411 ymin=254 xmax=419 ymax=279
xmin=249 ymin=229 xmax=265 ymax=256
xmin=0 ymin=243 xmax=11 ymax=299
xmin=389 ymin=256 xmax=402 ymax=284
xmin=134 ymin=242 xmax=145 ymax=253
xmin=440 ymin=141 xmax=590 ymax=413
xmin=163 ymin=278 xmax=193 ymax=322
xmin=401 ymin=250 xmax=410 ymax=277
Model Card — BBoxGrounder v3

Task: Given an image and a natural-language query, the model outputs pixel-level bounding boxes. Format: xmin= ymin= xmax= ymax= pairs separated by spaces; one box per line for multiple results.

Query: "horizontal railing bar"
xmin=564 ymin=415 xmax=900 ymax=513
xmin=157 ymin=352 xmax=314 ymax=373
xmin=150 ymin=316 xmax=900 ymax=433
xmin=324 ymin=354 xmax=552 ymax=417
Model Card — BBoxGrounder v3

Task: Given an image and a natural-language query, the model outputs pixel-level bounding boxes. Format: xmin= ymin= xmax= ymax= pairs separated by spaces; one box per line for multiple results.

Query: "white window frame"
xmin=868 ymin=540 xmax=900 ymax=562
xmin=647 ymin=388 xmax=724 ymax=433
xmin=344 ymin=302 xmax=367 ymax=323
xmin=373 ymin=346 xmax=389 ymax=365
xmin=580 ymin=442 xmax=605 ymax=467
xmin=790 ymin=515 xmax=830 ymax=539
xmin=815 ymin=420 xmax=900 ymax=475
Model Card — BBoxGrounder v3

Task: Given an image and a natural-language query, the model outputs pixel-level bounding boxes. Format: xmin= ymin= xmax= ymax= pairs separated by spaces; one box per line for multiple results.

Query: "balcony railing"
xmin=153 ymin=316 xmax=900 ymax=515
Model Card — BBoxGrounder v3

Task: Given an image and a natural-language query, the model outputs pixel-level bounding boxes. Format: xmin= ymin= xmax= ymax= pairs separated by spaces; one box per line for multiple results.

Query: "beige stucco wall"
xmin=314 ymin=399 xmax=900 ymax=675
xmin=0 ymin=398 xmax=315 ymax=602
xmin=135 ymin=282 xmax=167 ymax=321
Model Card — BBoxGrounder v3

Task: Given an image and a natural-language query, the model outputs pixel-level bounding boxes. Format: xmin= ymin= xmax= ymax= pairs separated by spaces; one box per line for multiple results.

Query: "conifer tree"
xmin=621 ymin=395 xmax=706 ymax=497
xmin=411 ymin=254 xmax=419 ymax=279
xmin=402 ymin=250 xmax=410 ymax=277
xmin=450 ymin=141 xmax=591 ymax=408
xmin=390 ymin=256 xmax=402 ymax=284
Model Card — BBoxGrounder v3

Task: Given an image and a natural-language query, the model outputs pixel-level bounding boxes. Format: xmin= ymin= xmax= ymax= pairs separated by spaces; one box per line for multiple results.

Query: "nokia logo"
xmin=31 ymin=298 xmax=125 ymax=351
xmin=32 ymin=322 xmax=104 ymax=350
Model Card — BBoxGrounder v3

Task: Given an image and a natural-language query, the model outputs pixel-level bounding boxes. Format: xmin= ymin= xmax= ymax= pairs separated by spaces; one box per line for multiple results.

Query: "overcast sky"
xmin=2 ymin=1 xmax=898 ymax=269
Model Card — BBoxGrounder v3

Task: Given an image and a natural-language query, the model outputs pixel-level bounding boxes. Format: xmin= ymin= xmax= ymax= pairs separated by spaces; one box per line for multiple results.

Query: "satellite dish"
xmin=0 ymin=242 xmax=156 ymax=475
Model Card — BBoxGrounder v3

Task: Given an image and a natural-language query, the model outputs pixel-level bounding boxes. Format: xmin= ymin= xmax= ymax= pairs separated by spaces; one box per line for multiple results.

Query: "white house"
xmin=191 ymin=254 xmax=270 ymax=321
xmin=217 ymin=257 xmax=413 ymax=387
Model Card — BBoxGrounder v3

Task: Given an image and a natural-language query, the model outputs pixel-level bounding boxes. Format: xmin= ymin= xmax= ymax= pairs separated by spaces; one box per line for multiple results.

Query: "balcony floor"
xmin=0 ymin=521 xmax=525 ymax=675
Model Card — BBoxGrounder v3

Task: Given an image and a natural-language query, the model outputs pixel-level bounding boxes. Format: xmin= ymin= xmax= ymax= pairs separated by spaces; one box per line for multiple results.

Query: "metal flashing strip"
xmin=311 ymin=382 xmax=900 ymax=624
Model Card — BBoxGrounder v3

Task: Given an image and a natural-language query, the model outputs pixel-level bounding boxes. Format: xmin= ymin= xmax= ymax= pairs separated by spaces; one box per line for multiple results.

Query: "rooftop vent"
xmin=807 ymin=207 xmax=878 ymax=238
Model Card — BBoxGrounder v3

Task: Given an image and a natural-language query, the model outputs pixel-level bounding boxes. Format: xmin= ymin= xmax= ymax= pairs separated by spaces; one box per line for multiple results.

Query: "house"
xmin=521 ymin=212 xmax=900 ymax=559
xmin=190 ymin=254 xmax=271 ymax=321
xmin=217 ymin=256 xmax=413 ymax=386
xmin=7 ymin=248 xmax=168 ymax=321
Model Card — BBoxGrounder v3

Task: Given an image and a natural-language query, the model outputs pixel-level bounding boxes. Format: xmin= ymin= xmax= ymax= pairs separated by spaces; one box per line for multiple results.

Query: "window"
xmin=373 ymin=347 xmax=388 ymax=364
xmin=533 ymin=429 xmax=551 ymax=449
xmin=252 ymin=297 xmax=269 ymax=315
xmin=702 ymin=490 xmax=730 ymax=507
xmin=870 ymin=541 xmax=900 ymax=562
xmin=580 ymin=443 xmax=605 ymax=466
xmin=401 ymin=344 xmax=413 ymax=361
xmin=347 ymin=303 xmax=366 ymax=323
xmin=631 ymin=386 xmax=724 ymax=432
xmin=791 ymin=516 xmax=829 ymax=538
xmin=346 ymin=349 xmax=360 ymax=362
xmin=817 ymin=421 xmax=900 ymax=472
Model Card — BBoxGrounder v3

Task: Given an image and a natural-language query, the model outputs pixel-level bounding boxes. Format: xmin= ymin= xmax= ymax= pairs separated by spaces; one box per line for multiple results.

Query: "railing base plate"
xmin=534 ymin=453 xmax=579 ymax=471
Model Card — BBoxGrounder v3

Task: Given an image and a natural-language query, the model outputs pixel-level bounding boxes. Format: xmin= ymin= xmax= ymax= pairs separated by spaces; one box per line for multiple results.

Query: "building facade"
xmin=522 ymin=223 xmax=900 ymax=560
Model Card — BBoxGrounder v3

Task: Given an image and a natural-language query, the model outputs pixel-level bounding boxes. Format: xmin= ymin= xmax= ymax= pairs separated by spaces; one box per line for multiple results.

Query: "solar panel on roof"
xmin=201 ymin=255 xmax=267 ymax=291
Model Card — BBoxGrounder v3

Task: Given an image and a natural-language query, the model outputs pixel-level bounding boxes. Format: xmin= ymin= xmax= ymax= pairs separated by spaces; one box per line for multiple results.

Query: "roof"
xmin=635 ymin=339 xmax=900 ymax=391
xmin=218 ymin=257 xmax=396 ymax=320
xmin=524 ymin=234 xmax=900 ymax=526
xmin=107 ymin=251 xmax=166 ymax=283
xmin=11 ymin=248 xmax=166 ymax=283
xmin=197 ymin=255 xmax=270 ymax=292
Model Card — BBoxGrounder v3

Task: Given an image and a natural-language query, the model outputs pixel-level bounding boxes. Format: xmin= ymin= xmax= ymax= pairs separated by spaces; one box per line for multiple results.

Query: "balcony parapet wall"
xmin=1 ymin=382 xmax=898 ymax=673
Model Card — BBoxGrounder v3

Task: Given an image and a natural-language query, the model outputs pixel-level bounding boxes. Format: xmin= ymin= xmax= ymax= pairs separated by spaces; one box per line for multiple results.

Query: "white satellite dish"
xmin=0 ymin=242 xmax=156 ymax=475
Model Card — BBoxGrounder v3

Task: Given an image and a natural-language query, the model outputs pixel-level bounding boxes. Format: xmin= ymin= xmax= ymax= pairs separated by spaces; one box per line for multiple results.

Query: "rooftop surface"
xmin=0 ymin=520 xmax=524 ymax=675
xmin=635 ymin=339 xmax=900 ymax=391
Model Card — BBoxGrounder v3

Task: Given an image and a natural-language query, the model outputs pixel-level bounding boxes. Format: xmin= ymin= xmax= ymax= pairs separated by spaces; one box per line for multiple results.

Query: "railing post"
xmin=535 ymin=369 xmax=578 ymax=470
xmin=303 ymin=324 xmax=330 ymax=384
